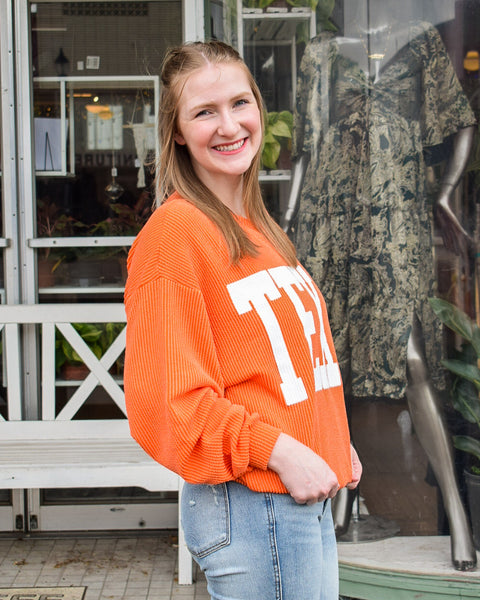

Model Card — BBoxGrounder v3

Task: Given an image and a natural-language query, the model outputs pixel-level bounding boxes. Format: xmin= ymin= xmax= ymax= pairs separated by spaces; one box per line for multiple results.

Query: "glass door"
xmin=0 ymin=0 xmax=25 ymax=531
xmin=2 ymin=0 xmax=191 ymax=533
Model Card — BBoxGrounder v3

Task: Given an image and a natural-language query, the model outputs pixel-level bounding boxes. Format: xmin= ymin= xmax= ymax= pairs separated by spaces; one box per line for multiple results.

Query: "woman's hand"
xmin=346 ymin=445 xmax=362 ymax=490
xmin=267 ymin=433 xmax=339 ymax=505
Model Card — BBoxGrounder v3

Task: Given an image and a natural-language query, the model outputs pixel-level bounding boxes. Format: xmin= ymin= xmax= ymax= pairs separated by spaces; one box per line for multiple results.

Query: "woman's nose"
xmin=217 ymin=111 xmax=240 ymax=137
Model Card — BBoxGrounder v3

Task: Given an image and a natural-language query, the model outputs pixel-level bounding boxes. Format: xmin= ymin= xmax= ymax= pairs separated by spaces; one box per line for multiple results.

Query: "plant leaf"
xmin=263 ymin=131 xmax=277 ymax=144
xmin=454 ymin=435 xmax=480 ymax=463
xmin=442 ymin=358 xmax=480 ymax=389
xmin=429 ymin=297 xmax=474 ymax=343
xmin=270 ymin=120 xmax=292 ymax=139
xmin=262 ymin=142 xmax=280 ymax=170
xmin=278 ymin=110 xmax=293 ymax=128
xmin=452 ymin=379 xmax=480 ymax=424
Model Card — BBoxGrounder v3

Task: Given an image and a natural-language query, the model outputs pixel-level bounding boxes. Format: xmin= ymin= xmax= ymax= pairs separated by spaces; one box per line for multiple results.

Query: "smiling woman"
xmin=123 ymin=40 xmax=360 ymax=600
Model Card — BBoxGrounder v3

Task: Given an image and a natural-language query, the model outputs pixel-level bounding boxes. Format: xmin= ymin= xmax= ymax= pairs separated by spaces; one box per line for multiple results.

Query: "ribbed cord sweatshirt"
xmin=124 ymin=192 xmax=353 ymax=493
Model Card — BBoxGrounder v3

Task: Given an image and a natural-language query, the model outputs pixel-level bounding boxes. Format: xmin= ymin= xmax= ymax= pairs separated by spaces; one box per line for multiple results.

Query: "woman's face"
xmin=174 ymin=62 xmax=262 ymax=191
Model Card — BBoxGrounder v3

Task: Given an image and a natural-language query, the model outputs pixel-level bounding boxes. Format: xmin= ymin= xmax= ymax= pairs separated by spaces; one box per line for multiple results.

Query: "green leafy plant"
xmin=88 ymin=201 xmax=147 ymax=237
xmin=36 ymin=200 xmax=87 ymax=271
xmin=37 ymin=196 xmax=150 ymax=279
xmin=286 ymin=0 xmax=318 ymax=10
xmin=261 ymin=110 xmax=293 ymax=170
xmin=243 ymin=0 xmax=275 ymax=8
xmin=429 ymin=297 xmax=480 ymax=473
xmin=315 ymin=0 xmax=337 ymax=31
xmin=56 ymin=322 xmax=125 ymax=374
xmin=286 ymin=0 xmax=337 ymax=31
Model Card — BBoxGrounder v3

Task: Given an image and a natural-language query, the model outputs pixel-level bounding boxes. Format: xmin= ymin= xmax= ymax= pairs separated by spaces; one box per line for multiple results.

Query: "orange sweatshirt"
xmin=124 ymin=192 xmax=353 ymax=493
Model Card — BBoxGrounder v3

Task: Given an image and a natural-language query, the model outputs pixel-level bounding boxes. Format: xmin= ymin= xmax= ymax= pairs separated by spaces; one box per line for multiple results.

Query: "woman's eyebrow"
xmin=187 ymin=90 xmax=254 ymax=115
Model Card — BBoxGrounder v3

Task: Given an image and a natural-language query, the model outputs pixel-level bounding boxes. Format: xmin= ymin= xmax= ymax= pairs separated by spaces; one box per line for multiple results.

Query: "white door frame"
xmin=0 ymin=0 xmax=23 ymax=531
xmin=0 ymin=0 xmax=204 ymax=534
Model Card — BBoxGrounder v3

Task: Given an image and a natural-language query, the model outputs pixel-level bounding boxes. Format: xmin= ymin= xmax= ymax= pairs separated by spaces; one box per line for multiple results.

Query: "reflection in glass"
xmin=207 ymin=0 xmax=480 ymax=569
xmin=283 ymin=0 xmax=478 ymax=570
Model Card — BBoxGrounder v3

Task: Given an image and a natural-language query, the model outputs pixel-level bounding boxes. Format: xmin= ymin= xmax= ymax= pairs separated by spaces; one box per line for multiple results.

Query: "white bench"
xmin=0 ymin=304 xmax=192 ymax=585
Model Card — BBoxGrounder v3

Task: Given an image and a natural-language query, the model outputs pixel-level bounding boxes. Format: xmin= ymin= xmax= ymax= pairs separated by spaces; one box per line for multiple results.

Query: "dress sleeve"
xmin=124 ymin=276 xmax=282 ymax=484
xmin=418 ymin=22 xmax=476 ymax=147
xmin=291 ymin=42 xmax=310 ymax=160
xmin=292 ymin=34 xmax=334 ymax=161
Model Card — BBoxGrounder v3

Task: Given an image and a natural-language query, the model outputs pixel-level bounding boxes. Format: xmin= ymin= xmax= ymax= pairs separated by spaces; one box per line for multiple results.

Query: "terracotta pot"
xmin=62 ymin=363 xmax=89 ymax=380
xmin=38 ymin=259 xmax=55 ymax=287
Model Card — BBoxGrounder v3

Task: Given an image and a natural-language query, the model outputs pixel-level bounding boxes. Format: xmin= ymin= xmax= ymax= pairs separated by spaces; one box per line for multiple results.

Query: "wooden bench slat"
xmin=0 ymin=466 xmax=179 ymax=491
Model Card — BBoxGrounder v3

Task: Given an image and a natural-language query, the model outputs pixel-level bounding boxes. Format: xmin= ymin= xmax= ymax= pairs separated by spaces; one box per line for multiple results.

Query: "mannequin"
xmin=283 ymin=1 xmax=477 ymax=571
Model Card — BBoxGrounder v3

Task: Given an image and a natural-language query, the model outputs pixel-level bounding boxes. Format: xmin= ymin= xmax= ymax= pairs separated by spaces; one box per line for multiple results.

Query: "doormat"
xmin=0 ymin=588 xmax=86 ymax=600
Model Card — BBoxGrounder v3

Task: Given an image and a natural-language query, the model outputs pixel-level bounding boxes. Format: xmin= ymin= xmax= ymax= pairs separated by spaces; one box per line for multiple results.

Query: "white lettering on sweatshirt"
xmin=227 ymin=265 xmax=341 ymax=406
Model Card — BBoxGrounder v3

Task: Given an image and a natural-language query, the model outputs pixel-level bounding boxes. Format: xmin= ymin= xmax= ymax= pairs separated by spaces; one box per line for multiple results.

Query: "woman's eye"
xmin=234 ymin=99 xmax=248 ymax=107
xmin=195 ymin=109 xmax=211 ymax=118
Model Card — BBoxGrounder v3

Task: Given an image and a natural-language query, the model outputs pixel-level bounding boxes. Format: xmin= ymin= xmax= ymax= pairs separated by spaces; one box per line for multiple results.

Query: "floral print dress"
xmin=292 ymin=21 xmax=476 ymax=399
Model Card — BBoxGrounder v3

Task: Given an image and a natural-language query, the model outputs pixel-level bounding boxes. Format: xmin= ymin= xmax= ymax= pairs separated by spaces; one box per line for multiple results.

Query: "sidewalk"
xmin=0 ymin=533 xmax=208 ymax=600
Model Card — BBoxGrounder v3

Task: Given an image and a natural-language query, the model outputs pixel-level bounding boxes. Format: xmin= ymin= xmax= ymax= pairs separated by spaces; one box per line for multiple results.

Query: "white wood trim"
xmin=5 ymin=323 xmax=22 ymax=420
xmin=42 ymin=322 xmax=56 ymax=420
xmin=178 ymin=479 xmax=193 ymax=585
xmin=2 ymin=419 xmax=127 ymax=438
xmin=0 ymin=504 xmax=16 ymax=531
xmin=183 ymin=0 xmax=203 ymax=42
xmin=39 ymin=502 xmax=178 ymax=532
xmin=0 ymin=303 xmax=126 ymax=323
xmin=0 ymin=0 xmax=20 ymax=305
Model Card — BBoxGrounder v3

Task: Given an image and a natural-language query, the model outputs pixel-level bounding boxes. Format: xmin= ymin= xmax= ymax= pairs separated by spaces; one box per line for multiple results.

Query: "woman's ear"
xmin=174 ymin=132 xmax=186 ymax=145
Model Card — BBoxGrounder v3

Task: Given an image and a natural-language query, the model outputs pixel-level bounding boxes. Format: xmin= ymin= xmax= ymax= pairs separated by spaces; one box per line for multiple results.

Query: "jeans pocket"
xmin=181 ymin=483 xmax=231 ymax=558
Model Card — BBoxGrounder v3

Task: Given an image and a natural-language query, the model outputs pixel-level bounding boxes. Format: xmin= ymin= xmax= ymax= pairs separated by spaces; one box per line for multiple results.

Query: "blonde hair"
xmin=157 ymin=40 xmax=296 ymax=266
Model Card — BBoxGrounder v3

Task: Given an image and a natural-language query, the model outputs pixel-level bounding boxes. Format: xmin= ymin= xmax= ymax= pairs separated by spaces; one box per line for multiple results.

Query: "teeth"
xmin=215 ymin=139 xmax=245 ymax=152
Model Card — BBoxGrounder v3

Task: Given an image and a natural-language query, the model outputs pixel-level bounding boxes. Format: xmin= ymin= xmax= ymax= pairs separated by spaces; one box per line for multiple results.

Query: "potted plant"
xmin=429 ymin=296 xmax=480 ymax=549
xmin=81 ymin=199 xmax=149 ymax=283
xmin=49 ymin=197 xmax=149 ymax=286
xmin=36 ymin=199 xmax=86 ymax=286
xmin=261 ymin=110 xmax=293 ymax=170
xmin=56 ymin=321 xmax=125 ymax=380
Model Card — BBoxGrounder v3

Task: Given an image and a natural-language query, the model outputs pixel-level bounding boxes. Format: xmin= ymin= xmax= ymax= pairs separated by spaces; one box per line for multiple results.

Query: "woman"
xmin=124 ymin=41 xmax=361 ymax=600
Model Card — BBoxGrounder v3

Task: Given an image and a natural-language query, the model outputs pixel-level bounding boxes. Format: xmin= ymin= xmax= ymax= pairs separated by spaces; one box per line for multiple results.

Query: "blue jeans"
xmin=181 ymin=481 xmax=339 ymax=600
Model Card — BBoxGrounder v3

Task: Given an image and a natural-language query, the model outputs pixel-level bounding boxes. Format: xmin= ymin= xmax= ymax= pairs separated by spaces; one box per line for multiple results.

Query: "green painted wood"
xmin=339 ymin=562 xmax=480 ymax=599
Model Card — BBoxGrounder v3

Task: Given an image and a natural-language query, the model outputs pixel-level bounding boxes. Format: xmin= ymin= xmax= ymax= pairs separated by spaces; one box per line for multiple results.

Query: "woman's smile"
xmin=213 ymin=138 xmax=247 ymax=153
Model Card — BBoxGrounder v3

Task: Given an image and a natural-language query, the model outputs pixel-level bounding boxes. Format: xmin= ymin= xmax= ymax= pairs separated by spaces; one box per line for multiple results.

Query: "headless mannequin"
xmin=283 ymin=1 xmax=477 ymax=571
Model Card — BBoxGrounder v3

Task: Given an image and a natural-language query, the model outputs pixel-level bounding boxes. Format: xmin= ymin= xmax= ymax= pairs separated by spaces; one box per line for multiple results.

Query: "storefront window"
xmin=210 ymin=0 xmax=480 ymax=560
xmin=28 ymin=0 xmax=183 ymax=424
xmin=22 ymin=0 xmax=184 ymax=517
xmin=31 ymin=1 xmax=181 ymax=294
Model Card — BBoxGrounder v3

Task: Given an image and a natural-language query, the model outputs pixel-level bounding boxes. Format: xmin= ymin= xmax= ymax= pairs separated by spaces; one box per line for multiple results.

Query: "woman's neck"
xmin=202 ymin=172 xmax=246 ymax=217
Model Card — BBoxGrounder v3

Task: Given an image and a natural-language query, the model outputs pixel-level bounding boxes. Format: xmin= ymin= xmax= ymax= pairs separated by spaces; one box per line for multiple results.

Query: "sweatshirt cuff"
xmin=249 ymin=420 xmax=282 ymax=471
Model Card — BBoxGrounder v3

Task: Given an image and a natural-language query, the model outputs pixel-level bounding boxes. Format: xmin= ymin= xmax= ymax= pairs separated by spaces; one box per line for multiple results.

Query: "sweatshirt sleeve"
xmin=124 ymin=275 xmax=282 ymax=484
